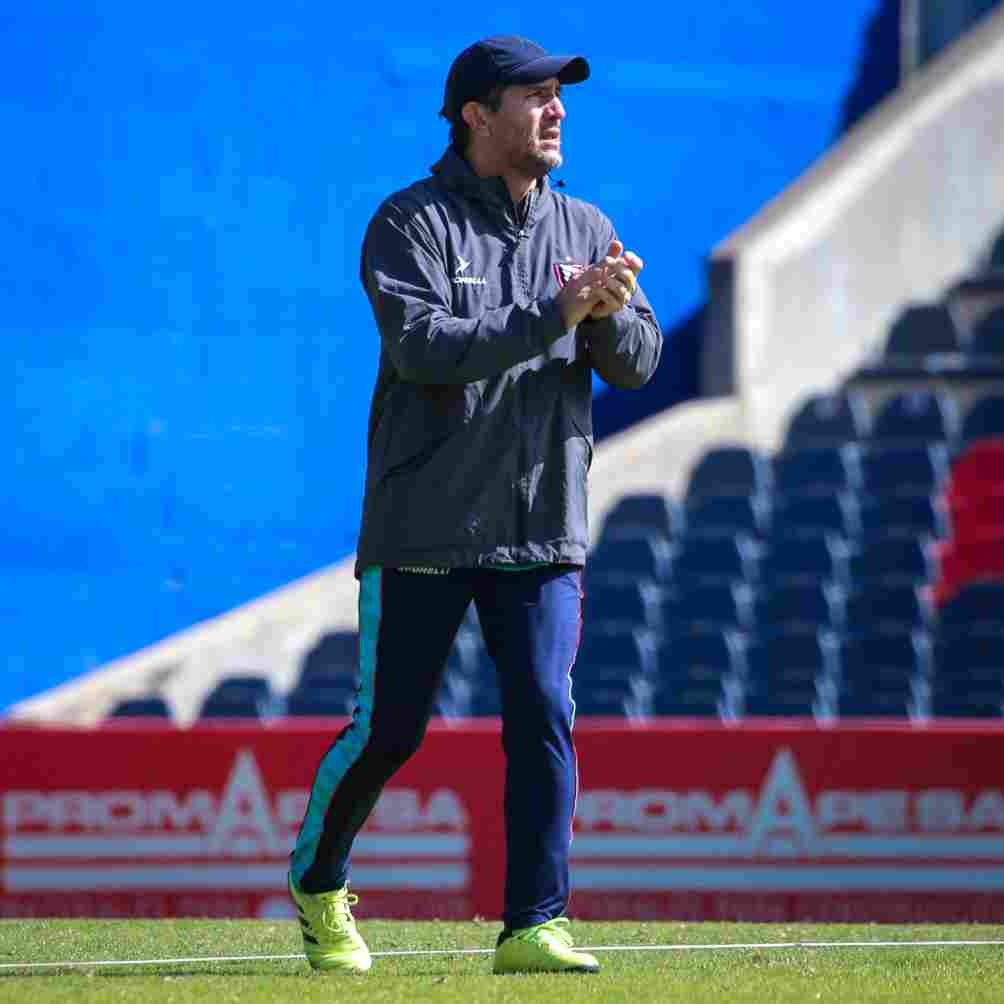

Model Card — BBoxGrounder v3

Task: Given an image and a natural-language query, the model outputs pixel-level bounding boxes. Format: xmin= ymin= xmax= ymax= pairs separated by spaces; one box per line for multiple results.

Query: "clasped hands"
xmin=557 ymin=239 xmax=644 ymax=330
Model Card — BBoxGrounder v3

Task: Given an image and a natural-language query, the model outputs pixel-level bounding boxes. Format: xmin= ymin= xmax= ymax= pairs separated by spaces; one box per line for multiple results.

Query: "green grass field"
xmin=2 ymin=919 xmax=1003 ymax=1003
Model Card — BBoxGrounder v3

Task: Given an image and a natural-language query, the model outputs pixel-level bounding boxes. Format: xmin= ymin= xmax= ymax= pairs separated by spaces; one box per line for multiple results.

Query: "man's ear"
xmin=461 ymin=100 xmax=491 ymax=136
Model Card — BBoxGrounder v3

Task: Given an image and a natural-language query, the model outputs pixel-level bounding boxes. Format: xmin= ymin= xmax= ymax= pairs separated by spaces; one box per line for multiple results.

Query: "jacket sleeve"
xmin=579 ymin=215 xmax=663 ymax=389
xmin=361 ymin=203 xmax=568 ymax=385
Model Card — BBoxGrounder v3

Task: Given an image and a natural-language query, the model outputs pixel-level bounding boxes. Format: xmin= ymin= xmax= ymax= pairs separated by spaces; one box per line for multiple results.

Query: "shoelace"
xmin=319 ymin=892 xmax=359 ymax=935
xmin=520 ymin=917 xmax=574 ymax=949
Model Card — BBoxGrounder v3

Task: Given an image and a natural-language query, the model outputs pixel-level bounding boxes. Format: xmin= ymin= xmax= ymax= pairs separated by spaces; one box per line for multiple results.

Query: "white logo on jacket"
xmin=453 ymin=256 xmax=487 ymax=287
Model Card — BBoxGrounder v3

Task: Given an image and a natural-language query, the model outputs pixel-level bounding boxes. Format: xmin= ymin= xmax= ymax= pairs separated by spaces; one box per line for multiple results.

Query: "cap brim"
xmin=508 ymin=54 xmax=590 ymax=86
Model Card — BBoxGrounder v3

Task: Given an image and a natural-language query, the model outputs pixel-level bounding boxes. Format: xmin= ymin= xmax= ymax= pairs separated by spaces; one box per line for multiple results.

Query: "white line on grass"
xmin=2 ymin=939 xmax=1004 ymax=971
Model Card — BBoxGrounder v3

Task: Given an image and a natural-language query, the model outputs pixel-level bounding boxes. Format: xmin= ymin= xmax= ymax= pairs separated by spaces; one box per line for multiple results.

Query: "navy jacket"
xmin=355 ymin=147 xmax=662 ymax=575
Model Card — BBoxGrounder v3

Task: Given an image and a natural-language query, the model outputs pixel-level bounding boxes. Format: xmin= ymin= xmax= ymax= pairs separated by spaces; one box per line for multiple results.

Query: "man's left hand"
xmin=588 ymin=243 xmax=644 ymax=321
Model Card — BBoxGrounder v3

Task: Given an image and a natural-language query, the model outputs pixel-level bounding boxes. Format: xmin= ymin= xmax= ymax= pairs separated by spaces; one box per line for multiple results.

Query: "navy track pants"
xmin=290 ymin=564 xmax=583 ymax=930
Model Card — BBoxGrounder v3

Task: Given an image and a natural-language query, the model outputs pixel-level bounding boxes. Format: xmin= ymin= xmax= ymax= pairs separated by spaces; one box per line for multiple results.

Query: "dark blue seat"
xmin=969 ymin=306 xmax=1004 ymax=359
xmin=773 ymin=445 xmax=862 ymax=498
xmin=687 ymin=446 xmax=771 ymax=500
xmin=858 ymin=495 xmax=948 ymax=540
xmin=752 ymin=582 xmax=839 ymax=632
xmin=883 ymin=303 xmax=961 ymax=359
xmin=870 ymin=390 xmax=957 ymax=445
xmin=432 ymin=672 xmax=474 ymax=717
xmin=108 ymin=696 xmax=173 ymax=719
xmin=660 ymin=583 xmax=753 ymax=634
xmin=600 ymin=494 xmax=684 ymax=542
xmin=835 ymin=682 xmax=915 ymax=717
xmin=929 ymin=680 xmax=1003 ymax=718
xmin=200 ymin=674 xmax=276 ymax=719
xmin=669 ymin=533 xmax=759 ymax=587
xmin=588 ymin=536 xmax=673 ymax=585
xmin=759 ymin=533 xmax=849 ymax=587
xmin=938 ymin=581 xmax=1004 ymax=633
xmin=933 ymin=631 xmax=1004 ymax=686
xmin=657 ymin=629 xmax=747 ymax=684
xmin=284 ymin=685 xmax=355 ymax=716
xmin=575 ymin=628 xmax=658 ymax=683
xmin=685 ymin=494 xmax=770 ymax=538
xmin=742 ymin=690 xmax=821 ymax=717
xmin=839 ymin=630 xmax=931 ymax=688
xmin=843 ymin=584 xmax=931 ymax=634
xmin=585 ymin=580 xmax=661 ymax=631
xmin=771 ymin=493 xmax=859 ymax=538
xmin=575 ymin=679 xmax=648 ymax=717
xmin=653 ymin=679 xmax=729 ymax=717
xmin=745 ymin=630 xmax=839 ymax=705
xmin=847 ymin=535 xmax=934 ymax=586
xmin=860 ymin=443 xmax=949 ymax=498
xmin=471 ymin=683 xmax=502 ymax=716
xmin=300 ymin=631 xmax=359 ymax=680
xmin=960 ymin=395 xmax=1004 ymax=448
xmin=783 ymin=390 xmax=870 ymax=449
xmin=445 ymin=629 xmax=486 ymax=678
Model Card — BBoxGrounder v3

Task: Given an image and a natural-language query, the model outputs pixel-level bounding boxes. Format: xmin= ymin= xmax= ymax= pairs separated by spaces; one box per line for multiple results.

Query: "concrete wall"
xmin=705 ymin=4 xmax=1004 ymax=450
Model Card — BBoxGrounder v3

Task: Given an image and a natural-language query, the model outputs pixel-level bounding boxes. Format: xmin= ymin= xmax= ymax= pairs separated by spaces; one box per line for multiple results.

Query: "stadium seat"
xmin=686 ymin=446 xmax=771 ymax=500
xmin=587 ymin=536 xmax=673 ymax=585
xmin=432 ymin=672 xmax=474 ymax=717
xmin=858 ymin=495 xmax=947 ymax=541
xmin=929 ymin=679 xmax=1003 ymax=718
xmin=574 ymin=678 xmax=650 ymax=717
xmin=575 ymin=628 xmax=658 ymax=683
xmin=933 ymin=631 xmax=1004 ymax=686
xmin=834 ymin=679 xmax=917 ymax=718
xmin=937 ymin=581 xmax=1004 ymax=632
xmin=471 ymin=683 xmax=502 ymax=717
xmin=960 ymin=395 xmax=1004 ymax=448
xmin=669 ymin=533 xmax=759 ymax=587
xmin=759 ymin=533 xmax=850 ymax=587
xmin=969 ymin=305 xmax=1004 ymax=360
xmin=599 ymin=493 xmax=684 ymax=542
xmin=843 ymin=583 xmax=931 ymax=635
xmin=653 ymin=678 xmax=732 ymax=717
xmin=882 ymin=303 xmax=962 ymax=361
xmin=870 ymin=390 xmax=958 ymax=445
xmin=584 ymin=580 xmax=662 ymax=632
xmin=300 ymin=631 xmax=358 ymax=681
xmin=783 ymin=390 xmax=871 ymax=449
xmin=744 ymin=629 xmax=839 ymax=714
xmin=199 ymin=674 xmax=277 ymax=719
xmin=847 ymin=535 xmax=934 ymax=586
xmin=860 ymin=443 xmax=949 ymax=498
xmin=751 ymin=582 xmax=840 ymax=633
xmin=771 ymin=493 xmax=860 ymax=539
xmin=284 ymin=685 xmax=355 ymax=717
xmin=685 ymin=494 xmax=770 ymax=538
xmin=742 ymin=689 xmax=824 ymax=717
xmin=657 ymin=629 xmax=747 ymax=684
xmin=660 ymin=583 xmax=753 ymax=634
xmin=107 ymin=696 xmax=173 ymax=719
xmin=773 ymin=445 xmax=862 ymax=498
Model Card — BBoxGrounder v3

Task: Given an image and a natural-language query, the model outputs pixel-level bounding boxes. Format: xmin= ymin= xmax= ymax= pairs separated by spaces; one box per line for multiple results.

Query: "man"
xmin=288 ymin=35 xmax=662 ymax=975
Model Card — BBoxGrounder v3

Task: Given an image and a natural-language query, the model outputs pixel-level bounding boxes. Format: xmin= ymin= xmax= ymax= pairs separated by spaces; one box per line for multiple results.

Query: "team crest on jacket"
xmin=553 ymin=260 xmax=587 ymax=287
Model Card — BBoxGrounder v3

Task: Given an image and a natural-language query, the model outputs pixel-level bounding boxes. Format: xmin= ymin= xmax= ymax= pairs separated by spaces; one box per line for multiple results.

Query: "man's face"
xmin=483 ymin=78 xmax=566 ymax=178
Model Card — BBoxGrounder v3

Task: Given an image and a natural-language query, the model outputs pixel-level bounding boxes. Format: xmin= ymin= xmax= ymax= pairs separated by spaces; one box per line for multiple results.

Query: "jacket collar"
xmin=431 ymin=147 xmax=553 ymax=227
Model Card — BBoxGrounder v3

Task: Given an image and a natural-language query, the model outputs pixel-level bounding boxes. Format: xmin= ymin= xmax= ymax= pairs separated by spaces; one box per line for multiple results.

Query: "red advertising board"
xmin=3 ymin=720 xmax=1004 ymax=922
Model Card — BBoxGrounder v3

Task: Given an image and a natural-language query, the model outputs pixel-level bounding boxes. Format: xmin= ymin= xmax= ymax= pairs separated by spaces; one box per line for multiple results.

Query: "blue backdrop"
xmin=3 ymin=1 xmax=884 ymax=706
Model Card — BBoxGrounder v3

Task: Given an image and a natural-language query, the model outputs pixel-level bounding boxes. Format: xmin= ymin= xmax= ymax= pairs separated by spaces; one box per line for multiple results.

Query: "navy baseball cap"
xmin=441 ymin=35 xmax=590 ymax=123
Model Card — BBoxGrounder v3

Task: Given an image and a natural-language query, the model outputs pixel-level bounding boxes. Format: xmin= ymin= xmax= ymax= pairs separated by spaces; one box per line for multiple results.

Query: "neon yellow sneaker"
xmin=288 ymin=874 xmax=372 ymax=973
xmin=492 ymin=917 xmax=600 ymax=974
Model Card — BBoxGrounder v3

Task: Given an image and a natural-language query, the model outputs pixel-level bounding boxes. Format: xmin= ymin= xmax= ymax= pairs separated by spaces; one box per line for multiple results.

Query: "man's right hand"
xmin=556 ymin=240 xmax=639 ymax=329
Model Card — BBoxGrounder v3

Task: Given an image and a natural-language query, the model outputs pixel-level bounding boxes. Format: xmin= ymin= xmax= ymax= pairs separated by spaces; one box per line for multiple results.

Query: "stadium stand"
xmin=107 ymin=696 xmax=173 ymax=719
